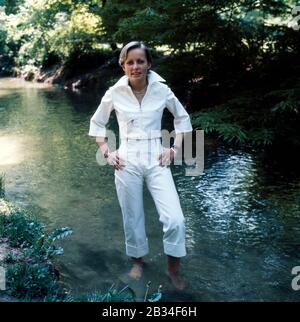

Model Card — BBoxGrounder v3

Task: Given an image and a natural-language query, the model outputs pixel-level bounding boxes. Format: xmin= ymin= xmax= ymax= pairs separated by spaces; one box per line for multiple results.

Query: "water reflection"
xmin=1 ymin=77 xmax=300 ymax=301
xmin=0 ymin=136 xmax=25 ymax=166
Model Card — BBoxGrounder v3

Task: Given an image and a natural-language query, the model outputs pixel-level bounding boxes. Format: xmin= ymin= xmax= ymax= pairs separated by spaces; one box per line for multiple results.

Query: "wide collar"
xmin=113 ymin=70 xmax=166 ymax=88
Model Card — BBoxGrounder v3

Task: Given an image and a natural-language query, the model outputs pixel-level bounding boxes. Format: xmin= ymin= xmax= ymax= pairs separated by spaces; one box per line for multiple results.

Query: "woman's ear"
xmin=148 ymin=63 xmax=152 ymax=70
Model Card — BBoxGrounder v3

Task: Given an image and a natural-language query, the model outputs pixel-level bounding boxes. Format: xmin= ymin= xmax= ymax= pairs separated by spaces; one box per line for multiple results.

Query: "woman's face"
xmin=122 ymin=48 xmax=151 ymax=84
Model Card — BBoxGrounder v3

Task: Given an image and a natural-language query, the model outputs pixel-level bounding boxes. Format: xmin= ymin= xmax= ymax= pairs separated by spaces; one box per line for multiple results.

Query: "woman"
xmin=89 ymin=41 xmax=193 ymax=290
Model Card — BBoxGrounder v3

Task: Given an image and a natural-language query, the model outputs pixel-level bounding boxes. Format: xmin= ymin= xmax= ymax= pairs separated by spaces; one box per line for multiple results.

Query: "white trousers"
xmin=114 ymin=138 xmax=186 ymax=258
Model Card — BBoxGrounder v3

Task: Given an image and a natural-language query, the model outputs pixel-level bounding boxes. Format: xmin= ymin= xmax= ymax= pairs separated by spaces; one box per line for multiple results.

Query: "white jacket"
xmin=88 ymin=70 xmax=193 ymax=140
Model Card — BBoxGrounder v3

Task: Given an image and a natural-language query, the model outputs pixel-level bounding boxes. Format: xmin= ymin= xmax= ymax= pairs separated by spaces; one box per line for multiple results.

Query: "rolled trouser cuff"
xmin=126 ymin=239 xmax=149 ymax=258
xmin=164 ymin=241 xmax=186 ymax=257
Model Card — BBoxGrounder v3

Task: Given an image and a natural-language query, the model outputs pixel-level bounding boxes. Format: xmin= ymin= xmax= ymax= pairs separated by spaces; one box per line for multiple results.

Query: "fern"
xmin=47 ymin=227 xmax=73 ymax=244
xmin=271 ymin=99 xmax=300 ymax=113
xmin=192 ymin=111 xmax=248 ymax=144
xmin=217 ymin=123 xmax=248 ymax=143
xmin=251 ymin=128 xmax=274 ymax=145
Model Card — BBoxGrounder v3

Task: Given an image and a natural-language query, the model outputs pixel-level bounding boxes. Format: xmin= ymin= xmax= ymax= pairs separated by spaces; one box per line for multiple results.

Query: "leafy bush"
xmin=6 ymin=262 xmax=63 ymax=299
xmin=192 ymin=85 xmax=300 ymax=147
xmin=0 ymin=182 xmax=73 ymax=300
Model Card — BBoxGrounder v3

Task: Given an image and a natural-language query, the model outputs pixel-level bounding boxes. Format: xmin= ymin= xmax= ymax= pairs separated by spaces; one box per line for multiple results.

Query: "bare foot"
xmin=166 ymin=271 xmax=186 ymax=290
xmin=128 ymin=259 xmax=145 ymax=280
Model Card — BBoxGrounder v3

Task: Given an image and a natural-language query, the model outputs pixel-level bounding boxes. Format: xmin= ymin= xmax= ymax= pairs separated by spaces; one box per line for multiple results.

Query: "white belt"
xmin=120 ymin=134 xmax=162 ymax=141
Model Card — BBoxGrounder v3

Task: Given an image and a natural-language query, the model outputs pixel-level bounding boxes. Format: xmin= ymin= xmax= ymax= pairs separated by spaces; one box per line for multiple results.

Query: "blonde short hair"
xmin=119 ymin=41 xmax=153 ymax=67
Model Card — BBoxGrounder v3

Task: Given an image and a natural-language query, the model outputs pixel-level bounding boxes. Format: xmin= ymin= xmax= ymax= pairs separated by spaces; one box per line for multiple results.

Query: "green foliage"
xmin=99 ymin=0 xmax=300 ymax=149
xmin=1 ymin=1 xmax=300 ymax=148
xmin=270 ymin=89 xmax=300 ymax=114
xmin=1 ymin=0 xmax=107 ymax=70
xmin=1 ymin=0 xmax=296 ymax=73
xmin=0 ymin=9 xmax=14 ymax=75
xmin=81 ymin=284 xmax=135 ymax=302
xmin=0 ymin=1 xmax=25 ymax=15
xmin=192 ymin=109 xmax=276 ymax=146
xmin=29 ymin=227 xmax=73 ymax=261
xmin=193 ymin=109 xmax=250 ymax=145
xmin=147 ymin=285 xmax=162 ymax=302
xmin=47 ymin=4 xmax=104 ymax=60
xmin=79 ymin=283 xmax=162 ymax=302
xmin=3 ymin=252 xmax=19 ymax=264
xmin=143 ymin=281 xmax=162 ymax=302
xmin=2 ymin=210 xmax=46 ymax=248
xmin=42 ymin=283 xmax=163 ymax=302
xmin=0 ymin=194 xmax=73 ymax=300
xmin=102 ymin=0 xmax=292 ymax=54
xmin=0 ymin=173 xmax=5 ymax=198
xmin=192 ymin=84 xmax=300 ymax=146
xmin=1 ymin=209 xmax=73 ymax=263
xmin=5 ymin=262 xmax=61 ymax=299
xmin=251 ymin=128 xmax=274 ymax=146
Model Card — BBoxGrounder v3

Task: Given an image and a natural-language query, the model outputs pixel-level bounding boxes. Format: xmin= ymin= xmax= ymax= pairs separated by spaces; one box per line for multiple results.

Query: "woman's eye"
xmin=126 ymin=60 xmax=145 ymax=65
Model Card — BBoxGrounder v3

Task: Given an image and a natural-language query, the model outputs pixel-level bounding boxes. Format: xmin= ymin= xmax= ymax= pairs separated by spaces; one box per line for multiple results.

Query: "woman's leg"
xmin=114 ymin=164 xmax=149 ymax=259
xmin=115 ymin=164 xmax=148 ymax=279
xmin=129 ymin=256 xmax=146 ymax=279
xmin=145 ymin=165 xmax=186 ymax=257
xmin=145 ymin=165 xmax=186 ymax=289
xmin=167 ymin=255 xmax=186 ymax=290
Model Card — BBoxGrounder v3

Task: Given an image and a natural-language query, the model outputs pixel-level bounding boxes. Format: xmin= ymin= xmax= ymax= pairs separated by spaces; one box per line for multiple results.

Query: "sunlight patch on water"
xmin=0 ymin=136 xmax=24 ymax=166
xmin=0 ymin=77 xmax=51 ymax=90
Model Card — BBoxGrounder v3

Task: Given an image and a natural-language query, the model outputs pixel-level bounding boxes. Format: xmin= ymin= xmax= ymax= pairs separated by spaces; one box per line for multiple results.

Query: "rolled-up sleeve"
xmin=88 ymin=88 xmax=114 ymax=137
xmin=166 ymin=87 xmax=193 ymax=134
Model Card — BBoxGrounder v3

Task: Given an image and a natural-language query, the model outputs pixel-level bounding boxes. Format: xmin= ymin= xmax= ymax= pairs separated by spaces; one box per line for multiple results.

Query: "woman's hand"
xmin=158 ymin=148 xmax=177 ymax=167
xmin=106 ymin=150 xmax=125 ymax=170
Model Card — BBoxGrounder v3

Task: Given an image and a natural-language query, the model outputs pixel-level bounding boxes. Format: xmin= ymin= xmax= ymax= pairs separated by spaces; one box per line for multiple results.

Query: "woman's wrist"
xmin=97 ymin=141 xmax=110 ymax=158
xmin=103 ymin=149 xmax=110 ymax=159
xmin=170 ymin=144 xmax=180 ymax=154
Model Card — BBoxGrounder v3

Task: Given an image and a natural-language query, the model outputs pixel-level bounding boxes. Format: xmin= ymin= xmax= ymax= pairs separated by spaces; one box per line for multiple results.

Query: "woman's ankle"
xmin=167 ymin=255 xmax=180 ymax=274
xmin=131 ymin=257 xmax=144 ymax=265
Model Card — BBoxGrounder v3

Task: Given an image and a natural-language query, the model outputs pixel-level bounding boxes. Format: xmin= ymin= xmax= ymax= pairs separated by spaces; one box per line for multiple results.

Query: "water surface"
xmin=1 ymin=77 xmax=300 ymax=301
